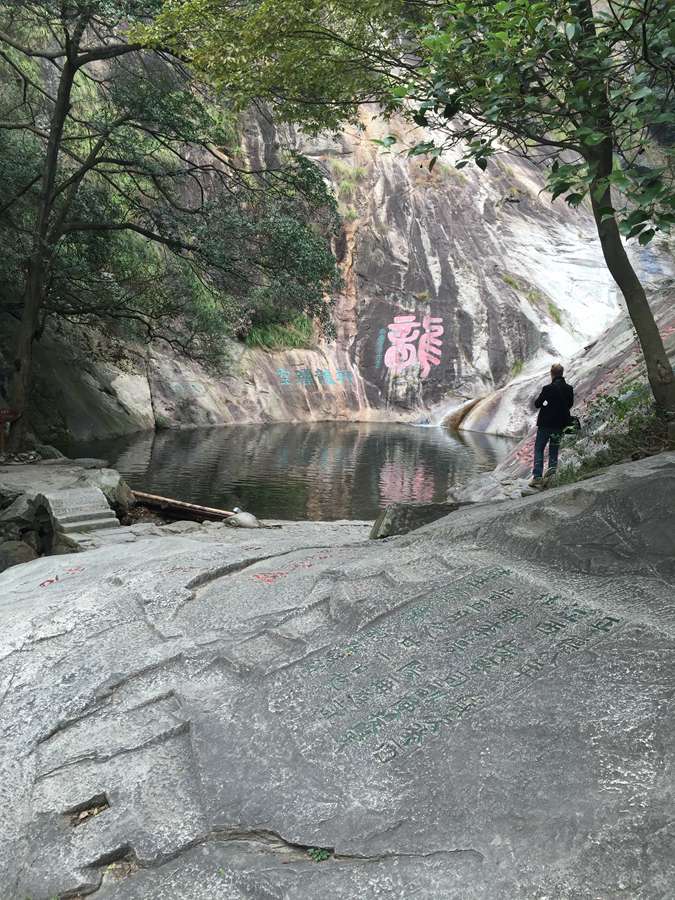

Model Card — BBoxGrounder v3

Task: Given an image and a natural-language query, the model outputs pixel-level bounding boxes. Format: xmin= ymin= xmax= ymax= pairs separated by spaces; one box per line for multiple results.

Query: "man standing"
xmin=529 ymin=363 xmax=574 ymax=487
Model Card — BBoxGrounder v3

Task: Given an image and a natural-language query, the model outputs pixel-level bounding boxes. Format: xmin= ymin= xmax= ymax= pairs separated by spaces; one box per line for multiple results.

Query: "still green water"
xmin=63 ymin=422 xmax=515 ymax=521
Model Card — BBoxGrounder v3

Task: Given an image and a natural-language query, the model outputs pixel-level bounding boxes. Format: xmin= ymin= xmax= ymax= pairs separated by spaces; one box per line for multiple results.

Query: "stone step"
xmin=58 ymin=517 xmax=121 ymax=535
xmin=75 ymin=528 xmax=137 ymax=548
xmin=57 ymin=509 xmax=118 ymax=526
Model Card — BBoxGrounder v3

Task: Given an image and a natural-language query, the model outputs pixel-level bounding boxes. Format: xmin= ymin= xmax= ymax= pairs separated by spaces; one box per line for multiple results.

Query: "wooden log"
xmin=131 ymin=490 xmax=235 ymax=521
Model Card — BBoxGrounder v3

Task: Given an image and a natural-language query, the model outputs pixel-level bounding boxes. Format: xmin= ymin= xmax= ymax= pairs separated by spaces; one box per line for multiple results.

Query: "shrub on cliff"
xmin=556 ymin=381 xmax=673 ymax=483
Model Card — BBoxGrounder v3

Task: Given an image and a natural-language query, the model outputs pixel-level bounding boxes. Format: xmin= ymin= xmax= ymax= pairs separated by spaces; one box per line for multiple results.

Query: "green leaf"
xmin=565 ymin=22 xmax=577 ymax=41
xmin=455 ymin=160 xmax=469 ymax=169
xmin=582 ymin=132 xmax=606 ymax=146
xmin=551 ymin=181 xmax=573 ymax=201
xmin=624 ymin=222 xmax=647 ymax=239
xmin=442 ymin=100 xmax=461 ymax=119
xmin=638 ymin=229 xmax=655 ymax=245
xmin=408 ymin=140 xmax=436 ymax=156
xmin=623 ymin=211 xmax=650 ymax=230
xmin=495 ymin=1 xmax=509 ymax=14
xmin=565 ymin=193 xmax=584 ymax=207
xmin=372 ymin=134 xmax=398 ymax=149
xmin=638 ymin=183 xmax=665 ymax=205
xmin=476 ymin=157 xmax=487 ymax=171
xmin=428 ymin=156 xmax=438 ymax=172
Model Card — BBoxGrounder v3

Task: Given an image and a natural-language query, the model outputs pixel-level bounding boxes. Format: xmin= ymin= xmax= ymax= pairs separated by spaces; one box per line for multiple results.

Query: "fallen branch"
xmin=131 ymin=490 xmax=235 ymax=521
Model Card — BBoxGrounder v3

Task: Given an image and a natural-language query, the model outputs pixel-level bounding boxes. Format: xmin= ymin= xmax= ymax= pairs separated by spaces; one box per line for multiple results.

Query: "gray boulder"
xmin=226 ymin=510 xmax=262 ymax=528
xmin=35 ymin=443 xmax=66 ymax=460
xmin=370 ymin=500 xmax=467 ymax=539
xmin=0 ymin=493 xmax=34 ymax=540
xmin=76 ymin=467 xmax=134 ymax=514
xmin=0 ymin=539 xmax=37 ymax=572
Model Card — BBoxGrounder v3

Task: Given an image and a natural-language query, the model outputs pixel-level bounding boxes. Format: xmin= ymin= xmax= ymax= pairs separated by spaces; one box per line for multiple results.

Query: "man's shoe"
xmin=528 ymin=476 xmax=544 ymax=488
xmin=543 ymin=468 xmax=557 ymax=479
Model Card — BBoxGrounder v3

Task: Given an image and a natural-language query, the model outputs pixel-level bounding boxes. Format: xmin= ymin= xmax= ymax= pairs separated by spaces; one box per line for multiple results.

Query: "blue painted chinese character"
xmin=295 ymin=367 xmax=315 ymax=387
xmin=315 ymin=368 xmax=336 ymax=385
xmin=374 ymin=327 xmax=387 ymax=369
xmin=335 ymin=369 xmax=354 ymax=384
xmin=276 ymin=368 xmax=292 ymax=386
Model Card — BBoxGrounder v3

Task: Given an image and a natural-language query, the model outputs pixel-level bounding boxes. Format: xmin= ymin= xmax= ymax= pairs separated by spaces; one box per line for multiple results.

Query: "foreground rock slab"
xmin=1 ymin=453 xmax=674 ymax=899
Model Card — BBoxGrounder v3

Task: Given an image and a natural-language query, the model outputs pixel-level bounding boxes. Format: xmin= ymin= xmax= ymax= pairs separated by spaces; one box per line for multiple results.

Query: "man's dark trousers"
xmin=533 ymin=427 xmax=561 ymax=478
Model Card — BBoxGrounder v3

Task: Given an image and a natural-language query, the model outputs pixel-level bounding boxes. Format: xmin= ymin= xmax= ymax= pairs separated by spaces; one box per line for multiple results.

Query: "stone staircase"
xmin=56 ymin=507 xmax=120 ymax=537
xmin=37 ymin=487 xmax=131 ymax=548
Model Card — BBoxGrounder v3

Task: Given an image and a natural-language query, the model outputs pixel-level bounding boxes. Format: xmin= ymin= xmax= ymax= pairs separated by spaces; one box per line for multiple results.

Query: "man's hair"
xmin=551 ymin=363 xmax=564 ymax=377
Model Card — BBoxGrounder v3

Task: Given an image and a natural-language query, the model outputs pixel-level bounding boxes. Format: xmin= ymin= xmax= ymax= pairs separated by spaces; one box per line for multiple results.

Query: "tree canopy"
xmin=0 ymin=1 xmax=339 ymax=353
xmin=0 ymin=0 xmax=341 ymax=446
xmin=151 ymin=0 xmax=675 ymax=243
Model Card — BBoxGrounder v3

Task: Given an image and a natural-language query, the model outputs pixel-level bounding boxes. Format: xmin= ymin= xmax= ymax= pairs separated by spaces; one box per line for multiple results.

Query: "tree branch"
xmin=0 ymin=29 xmax=65 ymax=59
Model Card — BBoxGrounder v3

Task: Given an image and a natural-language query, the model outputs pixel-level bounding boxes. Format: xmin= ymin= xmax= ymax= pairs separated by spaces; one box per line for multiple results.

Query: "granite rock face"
xmin=6 ymin=115 xmax=673 ymax=442
xmin=1 ymin=452 xmax=674 ymax=899
xmin=454 ymin=282 xmax=675 ymax=441
xmin=449 ymin=284 xmax=675 ymax=502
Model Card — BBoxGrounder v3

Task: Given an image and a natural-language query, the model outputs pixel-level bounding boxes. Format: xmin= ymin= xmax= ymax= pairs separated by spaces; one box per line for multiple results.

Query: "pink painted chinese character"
xmin=384 ymin=315 xmax=421 ymax=373
xmin=418 ymin=316 xmax=444 ymax=379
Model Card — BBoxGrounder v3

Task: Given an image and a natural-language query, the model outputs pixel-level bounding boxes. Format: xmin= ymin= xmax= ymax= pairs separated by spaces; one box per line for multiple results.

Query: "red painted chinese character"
xmin=418 ymin=316 xmax=444 ymax=378
xmin=384 ymin=315 xmax=421 ymax=373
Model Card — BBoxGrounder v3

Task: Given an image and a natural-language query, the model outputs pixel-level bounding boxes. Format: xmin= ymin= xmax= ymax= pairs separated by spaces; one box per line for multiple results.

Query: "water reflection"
xmin=64 ymin=423 xmax=514 ymax=521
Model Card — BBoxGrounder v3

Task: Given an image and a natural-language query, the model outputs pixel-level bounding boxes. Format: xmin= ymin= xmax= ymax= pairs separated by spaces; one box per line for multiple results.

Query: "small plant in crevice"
xmin=341 ymin=205 xmax=359 ymax=223
xmin=307 ymin=846 xmax=331 ymax=862
xmin=526 ymin=287 xmax=545 ymax=307
xmin=338 ymin=181 xmax=354 ymax=201
xmin=510 ymin=358 xmax=524 ymax=377
xmin=547 ymin=300 xmax=563 ymax=326
xmin=500 ymin=275 xmax=559 ymax=324
xmin=553 ymin=379 xmax=673 ymax=485
xmin=501 ymin=273 xmax=521 ymax=291
xmin=331 ymin=159 xmax=366 ymax=183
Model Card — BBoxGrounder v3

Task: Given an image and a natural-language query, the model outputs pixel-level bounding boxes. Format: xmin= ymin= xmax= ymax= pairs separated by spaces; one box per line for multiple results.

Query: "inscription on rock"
xmin=268 ymin=566 xmax=624 ymax=765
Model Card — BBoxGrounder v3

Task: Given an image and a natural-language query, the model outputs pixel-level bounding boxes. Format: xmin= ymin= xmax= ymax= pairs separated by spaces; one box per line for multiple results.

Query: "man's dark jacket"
xmin=534 ymin=376 xmax=574 ymax=429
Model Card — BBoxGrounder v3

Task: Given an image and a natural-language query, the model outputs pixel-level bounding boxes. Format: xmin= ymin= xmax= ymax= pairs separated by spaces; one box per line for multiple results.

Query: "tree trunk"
xmin=7 ymin=55 xmax=77 ymax=451
xmin=6 ymin=259 xmax=43 ymax=451
xmin=575 ymin=0 xmax=675 ymax=415
xmin=587 ymin=144 xmax=675 ymax=415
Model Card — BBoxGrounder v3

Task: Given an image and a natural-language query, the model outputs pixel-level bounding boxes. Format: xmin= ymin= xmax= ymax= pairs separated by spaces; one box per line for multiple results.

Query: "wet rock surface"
xmin=1 ymin=453 xmax=674 ymax=898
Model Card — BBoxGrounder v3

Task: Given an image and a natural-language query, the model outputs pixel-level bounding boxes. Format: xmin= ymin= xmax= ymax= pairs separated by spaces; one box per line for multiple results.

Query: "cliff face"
xmin=269 ymin=112 xmax=671 ymax=413
xmin=6 ymin=111 xmax=673 ymax=443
